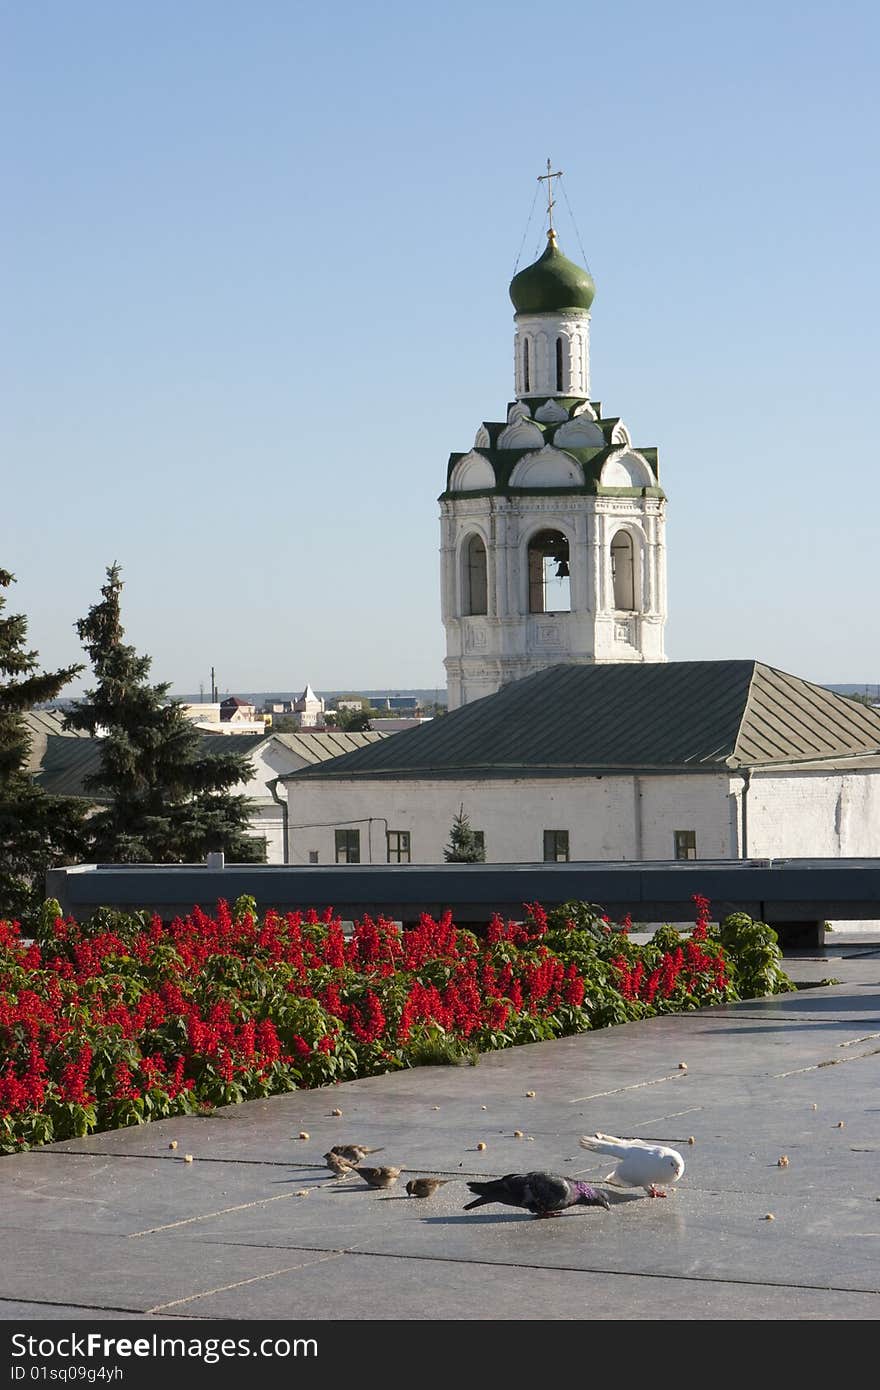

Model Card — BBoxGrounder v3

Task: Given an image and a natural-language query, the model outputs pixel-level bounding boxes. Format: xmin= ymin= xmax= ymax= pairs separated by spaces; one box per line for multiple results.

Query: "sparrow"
xmin=406 ymin=1177 xmax=449 ymax=1198
xmin=330 ymin=1144 xmax=385 ymax=1164
xmin=355 ymin=1165 xmax=401 ymax=1189
xmin=324 ymin=1151 xmax=357 ymax=1177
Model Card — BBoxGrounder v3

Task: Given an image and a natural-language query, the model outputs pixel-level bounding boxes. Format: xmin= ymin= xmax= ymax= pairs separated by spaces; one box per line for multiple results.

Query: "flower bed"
xmin=0 ymin=893 xmax=793 ymax=1152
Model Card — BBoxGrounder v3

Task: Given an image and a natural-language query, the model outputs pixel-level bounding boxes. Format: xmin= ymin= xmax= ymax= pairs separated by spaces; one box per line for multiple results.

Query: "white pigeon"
xmin=579 ymin=1132 xmax=685 ymax=1198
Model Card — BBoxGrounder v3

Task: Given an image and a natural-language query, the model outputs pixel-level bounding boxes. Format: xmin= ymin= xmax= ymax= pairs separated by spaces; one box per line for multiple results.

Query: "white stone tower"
xmin=441 ymin=203 xmax=667 ymax=711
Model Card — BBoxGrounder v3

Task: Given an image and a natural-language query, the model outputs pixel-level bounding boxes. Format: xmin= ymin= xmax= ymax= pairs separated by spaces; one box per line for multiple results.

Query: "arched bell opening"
xmin=610 ymin=530 xmax=636 ymax=610
xmin=528 ymin=528 xmax=571 ymax=613
xmin=462 ymin=533 xmax=488 ymax=616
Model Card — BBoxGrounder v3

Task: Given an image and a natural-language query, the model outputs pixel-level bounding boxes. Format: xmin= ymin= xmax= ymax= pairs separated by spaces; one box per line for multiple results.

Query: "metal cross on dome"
xmin=537 ymin=159 xmax=562 ymax=235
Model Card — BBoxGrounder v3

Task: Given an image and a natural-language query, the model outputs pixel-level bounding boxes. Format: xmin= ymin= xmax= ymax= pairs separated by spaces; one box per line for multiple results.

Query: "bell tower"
xmin=441 ymin=172 xmax=667 ymax=710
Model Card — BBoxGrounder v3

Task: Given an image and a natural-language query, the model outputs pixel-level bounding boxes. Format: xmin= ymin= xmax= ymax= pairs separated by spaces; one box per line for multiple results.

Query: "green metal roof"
xmin=198 ymin=732 xmax=265 ymax=757
xmin=23 ymin=710 xmax=103 ymax=798
xmin=445 ymin=396 xmax=661 ymax=497
xmin=28 ymin=734 xmax=107 ymax=798
xmin=283 ymin=662 xmax=880 ymax=783
xmin=23 ymin=709 xmax=91 ymax=749
xmin=509 ymin=233 xmax=595 ymax=315
xmin=22 ymin=718 xmax=389 ymax=798
xmin=23 ymin=717 xmax=266 ymax=799
xmin=270 ymin=731 xmax=387 ymax=764
xmin=443 ymin=445 xmax=664 ymax=499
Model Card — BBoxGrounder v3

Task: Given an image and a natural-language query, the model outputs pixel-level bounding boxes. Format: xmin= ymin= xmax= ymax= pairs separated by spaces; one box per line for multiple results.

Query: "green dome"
xmin=509 ymin=231 xmax=595 ymax=315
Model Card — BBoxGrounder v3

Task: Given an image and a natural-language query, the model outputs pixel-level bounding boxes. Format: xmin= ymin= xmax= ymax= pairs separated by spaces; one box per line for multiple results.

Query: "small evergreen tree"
xmin=0 ymin=569 xmax=87 ymax=919
xmin=443 ymin=803 xmax=485 ymax=862
xmin=66 ymin=564 xmax=265 ymax=863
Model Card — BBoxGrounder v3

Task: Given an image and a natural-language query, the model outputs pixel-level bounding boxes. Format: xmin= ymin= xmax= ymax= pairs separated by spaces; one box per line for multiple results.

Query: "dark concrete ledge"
xmin=44 ymin=857 xmax=880 ymax=947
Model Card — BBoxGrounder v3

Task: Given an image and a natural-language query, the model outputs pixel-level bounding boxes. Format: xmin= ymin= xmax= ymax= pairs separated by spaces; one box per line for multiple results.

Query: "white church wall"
xmin=513 ymin=311 xmax=591 ymax=398
xmin=443 ymin=490 xmax=667 ymax=708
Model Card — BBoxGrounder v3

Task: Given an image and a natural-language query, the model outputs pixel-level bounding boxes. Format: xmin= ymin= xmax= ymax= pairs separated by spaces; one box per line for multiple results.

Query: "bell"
xmin=555 ymin=559 xmax=570 ymax=578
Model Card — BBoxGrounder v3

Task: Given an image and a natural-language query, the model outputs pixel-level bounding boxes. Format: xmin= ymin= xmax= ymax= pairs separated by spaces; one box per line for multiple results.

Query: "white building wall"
xmin=284 ymin=772 xmax=733 ymax=865
xmin=229 ymin=737 xmax=324 ymax=865
xmin=246 ymin=804 xmax=285 ymax=864
xmin=745 ymin=769 xmax=880 ymax=857
xmin=226 ymin=738 xmax=310 ymax=801
xmin=638 ymin=775 xmax=738 ymax=860
xmin=277 ymin=766 xmax=880 ymax=870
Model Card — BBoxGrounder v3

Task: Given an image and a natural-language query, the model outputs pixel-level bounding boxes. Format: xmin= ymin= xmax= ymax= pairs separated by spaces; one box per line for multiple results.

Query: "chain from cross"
xmin=537 ymin=159 xmax=563 ymax=234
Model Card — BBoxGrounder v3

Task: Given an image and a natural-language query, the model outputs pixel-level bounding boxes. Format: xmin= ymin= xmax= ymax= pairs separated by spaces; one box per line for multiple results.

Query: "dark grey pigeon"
xmin=463 ymin=1171 xmax=611 ymax=1219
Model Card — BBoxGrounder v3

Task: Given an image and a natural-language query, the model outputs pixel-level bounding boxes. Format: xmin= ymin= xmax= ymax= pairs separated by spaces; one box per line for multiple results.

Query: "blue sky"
xmin=3 ymin=1 xmax=879 ymax=696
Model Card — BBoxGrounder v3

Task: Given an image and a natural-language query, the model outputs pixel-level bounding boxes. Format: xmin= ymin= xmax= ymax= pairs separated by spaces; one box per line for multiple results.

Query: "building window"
xmin=611 ymin=531 xmax=635 ymax=610
xmin=464 ymin=533 xmax=488 ymax=615
xmin=308 ymin=850 xmax=319 ymax=864
xmin=523 ymin=337 xmax=530 ymax=392
xmin=556 ymin=336 xmax=564 ymax=392
xmin=528 ymin=529 xmax=571 ymax=613
xmin=674 ymin=830 xmax=697 ymax=860
xmin=387 ymin=830 xmax=411 ymax=863
xmin=335 ymin=829 xmax=360 ymax=864
xmin=543 ymin=829 xmax=569 ymax=862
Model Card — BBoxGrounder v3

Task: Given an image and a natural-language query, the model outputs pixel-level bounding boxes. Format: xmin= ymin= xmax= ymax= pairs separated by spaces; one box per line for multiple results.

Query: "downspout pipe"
xmin=741 ymin=769 xmax=751 ymax=859
xmin=267 ymin=777 xmax=289 ymax=865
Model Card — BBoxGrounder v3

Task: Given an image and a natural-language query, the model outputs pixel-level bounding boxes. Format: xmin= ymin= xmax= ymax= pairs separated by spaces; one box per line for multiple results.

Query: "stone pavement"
xmin=1 ymin=942 xmax=879 ymax=1322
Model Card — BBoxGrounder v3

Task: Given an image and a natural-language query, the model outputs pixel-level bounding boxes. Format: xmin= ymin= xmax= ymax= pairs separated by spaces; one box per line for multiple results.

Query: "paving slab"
xmin=0 ymin=1302 xmax=158 ymax=1321
xmin=0 ymin=1229 xmax=336 ymax=1313
xmin=152 ymin=1252 xmax=880 ymax=1322
xmin=1 ymin=950 xmax=879 ymax=1321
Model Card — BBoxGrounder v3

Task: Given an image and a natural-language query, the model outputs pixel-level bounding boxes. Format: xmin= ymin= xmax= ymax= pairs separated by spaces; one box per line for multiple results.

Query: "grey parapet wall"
xmin=42 ymin=858 xmax=880 ymax=946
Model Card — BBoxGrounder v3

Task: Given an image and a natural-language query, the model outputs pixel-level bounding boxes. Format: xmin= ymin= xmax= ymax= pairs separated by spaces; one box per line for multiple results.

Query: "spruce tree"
xmin=66 ymin=564 xmax=265 ymax=863
xmin=443 ymin=803 xmax=486 ymax=862
xmin=0 ymin=569 xmax=87 ymax=919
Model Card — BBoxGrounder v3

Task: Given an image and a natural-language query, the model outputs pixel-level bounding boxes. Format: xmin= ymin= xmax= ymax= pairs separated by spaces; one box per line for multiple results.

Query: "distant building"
xmin=180 ymin=702 xmax=222 ymax=726
xmin=293 ymin=683 xmax=326 ymax=729
xmin=204 ymin=696 xmax=266 ymax=735
xmin=221 ymin=696 xmax=256 ymax=723
xmin=371 ymin=696 xmax=421 ymax=713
